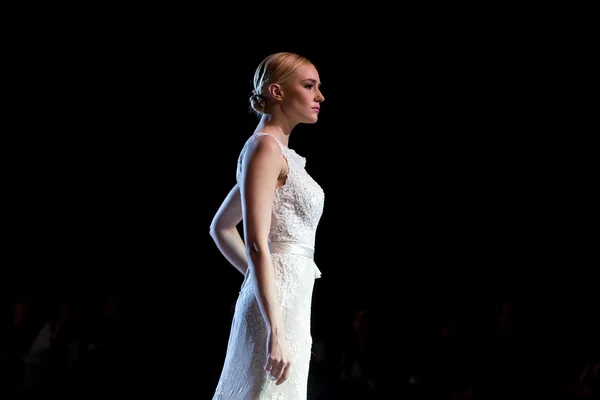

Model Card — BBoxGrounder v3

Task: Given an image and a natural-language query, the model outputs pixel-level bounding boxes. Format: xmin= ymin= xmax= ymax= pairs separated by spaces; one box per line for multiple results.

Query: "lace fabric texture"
xmin=213 ymin=132 xmax=325 ymax=399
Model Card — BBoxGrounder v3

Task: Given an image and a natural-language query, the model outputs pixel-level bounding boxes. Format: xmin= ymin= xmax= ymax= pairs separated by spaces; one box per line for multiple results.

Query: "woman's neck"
xmin=255 ymin=114 xmax=295 ymax=147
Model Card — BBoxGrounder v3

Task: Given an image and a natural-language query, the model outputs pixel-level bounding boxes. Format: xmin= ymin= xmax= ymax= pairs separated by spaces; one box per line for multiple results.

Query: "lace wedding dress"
xmin=212 ymin=132 xmax=325 ymax=399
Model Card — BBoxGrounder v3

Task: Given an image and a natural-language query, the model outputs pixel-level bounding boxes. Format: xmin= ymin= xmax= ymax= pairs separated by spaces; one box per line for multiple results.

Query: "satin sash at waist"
xmin=268 ymin=241 xmax=321 ymax=279
xmin=269 ymin=241 xmax=314 ymax=259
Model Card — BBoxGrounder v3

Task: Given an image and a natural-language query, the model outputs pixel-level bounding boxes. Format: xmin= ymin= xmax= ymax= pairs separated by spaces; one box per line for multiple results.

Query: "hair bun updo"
xmin=249 ymin=90 xmax=266 ymax=114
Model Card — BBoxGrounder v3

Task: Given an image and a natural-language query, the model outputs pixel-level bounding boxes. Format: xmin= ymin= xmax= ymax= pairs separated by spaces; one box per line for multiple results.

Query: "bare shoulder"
xmin=243 ymin=134 xmax=284 ymax=164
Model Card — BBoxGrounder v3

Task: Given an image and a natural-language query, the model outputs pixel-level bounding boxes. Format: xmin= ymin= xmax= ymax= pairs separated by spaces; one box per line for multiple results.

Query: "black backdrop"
xmin=5 ymin=19 xmax=596 ymax=397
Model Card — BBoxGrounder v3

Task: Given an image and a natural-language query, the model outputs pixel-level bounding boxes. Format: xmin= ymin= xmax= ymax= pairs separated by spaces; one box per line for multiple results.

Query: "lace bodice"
xmin=236 ymin=132 xmax=325 ymax=248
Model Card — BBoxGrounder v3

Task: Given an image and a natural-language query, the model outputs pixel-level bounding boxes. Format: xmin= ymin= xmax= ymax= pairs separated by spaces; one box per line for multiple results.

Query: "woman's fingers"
xmin=275 ymin=361 xmax=291 ymax=385
xmin=265 ymin=357 xmax=291 ymax=384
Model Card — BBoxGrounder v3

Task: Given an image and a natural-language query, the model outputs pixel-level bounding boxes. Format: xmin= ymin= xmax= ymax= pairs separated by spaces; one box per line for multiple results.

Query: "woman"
xmin=210 ymin=52 xmax=326 ymax=399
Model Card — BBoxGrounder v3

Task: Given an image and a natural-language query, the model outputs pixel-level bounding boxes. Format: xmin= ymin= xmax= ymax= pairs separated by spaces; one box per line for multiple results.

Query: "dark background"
xmin=3 ymin=12 xmax=597 ymax=399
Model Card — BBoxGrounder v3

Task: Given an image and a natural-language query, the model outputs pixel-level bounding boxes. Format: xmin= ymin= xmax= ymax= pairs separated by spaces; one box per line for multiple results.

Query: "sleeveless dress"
xmin=212 ymin=132 xmax=325 ymax=399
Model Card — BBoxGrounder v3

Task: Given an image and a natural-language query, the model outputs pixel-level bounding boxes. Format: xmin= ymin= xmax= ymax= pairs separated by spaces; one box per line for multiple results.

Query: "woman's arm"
xmin=239 ymin=135 xmax=291 ymax=384
xmin=239 ymin=135 xmax=285 ymax=333
xmin=209 ymin=184 xmax=248 ymax=275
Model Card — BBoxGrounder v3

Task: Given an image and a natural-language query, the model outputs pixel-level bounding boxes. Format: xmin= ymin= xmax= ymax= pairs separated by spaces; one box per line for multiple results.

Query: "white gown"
xmin=212 ymin=132 xmax=325 ymax=399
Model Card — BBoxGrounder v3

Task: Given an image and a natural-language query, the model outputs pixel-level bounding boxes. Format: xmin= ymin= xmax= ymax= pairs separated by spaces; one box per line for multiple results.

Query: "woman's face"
xmin=279 ymin=63 xmax=325 ymax=124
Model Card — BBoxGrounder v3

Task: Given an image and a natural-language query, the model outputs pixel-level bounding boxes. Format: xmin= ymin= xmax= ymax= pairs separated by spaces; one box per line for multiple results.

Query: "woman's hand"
xmin=265 ymin=330 xmax=291 ymax=385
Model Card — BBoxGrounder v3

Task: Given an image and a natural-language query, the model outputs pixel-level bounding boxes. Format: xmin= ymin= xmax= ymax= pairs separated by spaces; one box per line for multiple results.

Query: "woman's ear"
xmin=268 ymin=83 xmax=283 ymax=101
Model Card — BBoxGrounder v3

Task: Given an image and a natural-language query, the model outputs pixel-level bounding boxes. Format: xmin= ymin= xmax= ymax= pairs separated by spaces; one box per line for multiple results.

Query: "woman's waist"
xmin=268 ymin=241 xmax=314 ymax=259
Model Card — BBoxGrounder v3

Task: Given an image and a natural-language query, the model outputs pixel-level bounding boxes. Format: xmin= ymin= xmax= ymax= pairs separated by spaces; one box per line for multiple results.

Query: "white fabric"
xmin=213 ymin=132 xmax=325 ymax=399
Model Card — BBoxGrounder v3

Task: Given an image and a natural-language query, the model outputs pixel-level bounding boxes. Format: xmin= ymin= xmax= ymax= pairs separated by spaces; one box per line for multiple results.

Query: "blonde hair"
xmin=249 ymin=52 xmax=312 ymax=116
